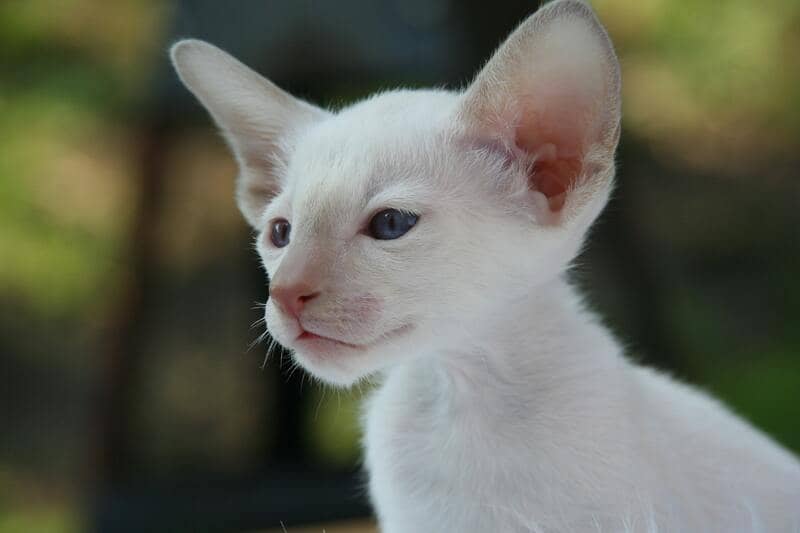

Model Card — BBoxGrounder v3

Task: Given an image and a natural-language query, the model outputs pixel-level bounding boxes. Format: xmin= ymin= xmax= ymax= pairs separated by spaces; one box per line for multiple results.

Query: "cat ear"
xmin=170 ymin=39 xmax=329 ymax=228
xmin=459 ymin=0 xmax=620 ymax=225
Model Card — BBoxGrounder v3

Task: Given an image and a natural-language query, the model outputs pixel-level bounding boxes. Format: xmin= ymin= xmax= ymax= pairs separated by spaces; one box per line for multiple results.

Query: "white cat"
xmin=171 ymin=1 xmax=800 ymax=531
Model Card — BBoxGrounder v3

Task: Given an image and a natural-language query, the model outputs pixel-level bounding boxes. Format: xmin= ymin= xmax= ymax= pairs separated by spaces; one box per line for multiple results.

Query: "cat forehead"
xmin=282 ymin=90 xmax=460 ymax=220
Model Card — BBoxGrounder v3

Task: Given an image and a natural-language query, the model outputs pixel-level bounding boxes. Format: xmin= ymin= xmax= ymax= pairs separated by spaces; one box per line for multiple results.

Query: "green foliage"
xmin=708 ymin=353 xmax=800 ymax=454
xmin=306 ymin=387 xmax=365 ymax=468
xmin=0 ymin=509 xmax=81 ymax=533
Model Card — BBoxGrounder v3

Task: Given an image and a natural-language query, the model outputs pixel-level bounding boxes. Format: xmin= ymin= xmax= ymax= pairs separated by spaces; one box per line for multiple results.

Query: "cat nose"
xmin=269 ymin=282 xmax=320 ymax=319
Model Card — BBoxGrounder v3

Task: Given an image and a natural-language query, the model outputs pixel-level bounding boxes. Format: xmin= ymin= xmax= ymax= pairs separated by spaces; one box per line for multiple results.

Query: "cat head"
xmin=171 ymin=0 xmax=620 ymax=386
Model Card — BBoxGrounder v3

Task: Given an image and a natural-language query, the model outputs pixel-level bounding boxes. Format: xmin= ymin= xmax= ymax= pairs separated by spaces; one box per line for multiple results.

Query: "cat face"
xmin=171 ymin=0 xmax=621 ymax=385
xmin=253 ymin=91 xmax=563 ymax=384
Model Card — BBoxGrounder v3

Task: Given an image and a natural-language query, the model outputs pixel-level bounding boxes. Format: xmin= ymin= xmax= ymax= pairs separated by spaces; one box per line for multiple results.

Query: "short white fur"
xmin=170 ymin=1 xmax=800 ymax=531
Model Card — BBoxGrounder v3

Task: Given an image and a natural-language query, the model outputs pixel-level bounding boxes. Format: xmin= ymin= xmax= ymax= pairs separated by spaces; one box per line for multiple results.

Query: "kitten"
xmin=171 ymin=1 xmax=800 ymax=531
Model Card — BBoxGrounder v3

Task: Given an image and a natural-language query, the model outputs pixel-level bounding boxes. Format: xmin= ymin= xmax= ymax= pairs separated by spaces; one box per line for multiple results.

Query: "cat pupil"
xmin=270 ymin=219 xmax=291 ymax=248
xmin=369 ymin=209 xmax=418 ymax=240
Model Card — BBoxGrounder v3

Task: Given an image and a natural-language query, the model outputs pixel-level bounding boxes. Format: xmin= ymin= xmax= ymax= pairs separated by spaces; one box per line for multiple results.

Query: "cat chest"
xmin=363 ymin=379 xmax=542 ymax=518
xmin=362 ymin=373 xmax=648 ymax=531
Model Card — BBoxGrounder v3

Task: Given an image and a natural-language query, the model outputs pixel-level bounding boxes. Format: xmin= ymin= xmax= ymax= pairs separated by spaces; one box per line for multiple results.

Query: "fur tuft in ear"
xmin=170 ymin=39 xmax=329 ymax=228
xmin=460 ymin=0 xmax=620 ymax=219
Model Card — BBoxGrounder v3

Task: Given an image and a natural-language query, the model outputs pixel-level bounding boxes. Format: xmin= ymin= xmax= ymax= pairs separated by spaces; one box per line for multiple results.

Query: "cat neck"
xmin=389 ymin=276 xmax=624 ymax=414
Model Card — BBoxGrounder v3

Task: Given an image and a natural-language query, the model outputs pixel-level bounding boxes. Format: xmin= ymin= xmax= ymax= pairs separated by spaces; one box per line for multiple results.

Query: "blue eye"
xmin=368 ymin=209 xmax=418 ymax=240
xmin=269 ymin=218 xmax=291 ymax=248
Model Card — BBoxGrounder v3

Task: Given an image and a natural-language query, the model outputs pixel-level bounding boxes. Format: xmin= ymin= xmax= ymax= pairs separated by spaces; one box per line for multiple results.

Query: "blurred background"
xmin=1 ymin=0 xmax=798 ymax=531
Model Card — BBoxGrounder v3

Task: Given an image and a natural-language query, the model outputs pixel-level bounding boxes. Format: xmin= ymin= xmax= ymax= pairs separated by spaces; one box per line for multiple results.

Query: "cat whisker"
xmin=247 ymin=328 xmax=270 ymax=353
xmin=314 ymin=386 xmax=327 ymax=420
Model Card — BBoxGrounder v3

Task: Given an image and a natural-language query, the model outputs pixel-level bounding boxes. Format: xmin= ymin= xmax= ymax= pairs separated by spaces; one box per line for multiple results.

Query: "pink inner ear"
xmin=530 ymin=156 xmax=582 ymax=211
xmin=515 ymin=97 xmax=590 ymax=212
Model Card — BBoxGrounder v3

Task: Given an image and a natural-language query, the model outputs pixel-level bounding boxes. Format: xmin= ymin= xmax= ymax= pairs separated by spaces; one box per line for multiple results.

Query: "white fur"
xmin=171 ymin=1 xmax=800 ymax=531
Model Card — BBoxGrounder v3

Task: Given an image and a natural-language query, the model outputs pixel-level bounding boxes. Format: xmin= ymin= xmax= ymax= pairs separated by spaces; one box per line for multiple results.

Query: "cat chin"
xmin=291 ymin=350 xmax=370 ymax=387
xmin=288 ymin=325 xmax=416 ymax=387
xmin=290 ymin=345 xmax=381 ymax=387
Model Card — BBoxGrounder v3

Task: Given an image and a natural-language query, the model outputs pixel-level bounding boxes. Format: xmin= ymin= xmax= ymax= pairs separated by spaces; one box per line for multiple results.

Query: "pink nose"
xmin=269 ymin=282 xmax=320 ymax=319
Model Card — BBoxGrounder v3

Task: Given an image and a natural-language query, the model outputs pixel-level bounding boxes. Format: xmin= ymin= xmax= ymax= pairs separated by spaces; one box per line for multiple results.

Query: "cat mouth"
xmin=293 ymin=324 xmax=412 ymax=354
xmin=295 ymin=330 xmax=366 ymax=351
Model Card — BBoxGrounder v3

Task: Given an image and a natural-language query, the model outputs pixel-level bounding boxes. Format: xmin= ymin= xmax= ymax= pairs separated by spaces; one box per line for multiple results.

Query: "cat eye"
xmin=269 ymin=218 xmax=291 ymax=248
xmin=368 ymin=209 xmax=418 ymax=240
